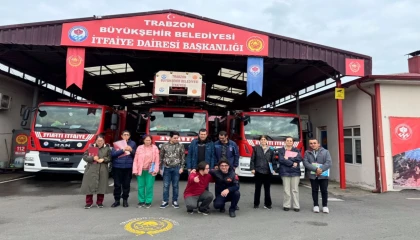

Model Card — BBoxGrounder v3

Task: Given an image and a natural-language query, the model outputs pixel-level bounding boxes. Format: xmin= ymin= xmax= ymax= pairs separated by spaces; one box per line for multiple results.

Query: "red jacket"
xmin=183 ymin=172 xmax=213 ymax=199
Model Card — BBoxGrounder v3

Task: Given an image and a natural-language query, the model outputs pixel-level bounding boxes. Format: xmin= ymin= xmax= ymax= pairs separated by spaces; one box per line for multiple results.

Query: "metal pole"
xmin=336 ymin=79 xmax=346 ymax=189
xmin=296 ymin=92 xmax=300 ymax=115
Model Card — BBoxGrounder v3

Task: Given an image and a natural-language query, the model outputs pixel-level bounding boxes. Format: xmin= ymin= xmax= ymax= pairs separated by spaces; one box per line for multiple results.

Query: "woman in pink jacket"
xmin=133 ymin=135 xmax=160 ymax=208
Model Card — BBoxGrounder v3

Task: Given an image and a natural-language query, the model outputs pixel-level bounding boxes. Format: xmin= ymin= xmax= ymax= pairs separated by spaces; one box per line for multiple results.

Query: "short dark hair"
xmin=197 ymin=161 xmax=208 ymax=171
xmin=218 ymin=160 xmax=230 ymax=167
xmin=308 ymin=138 xmax=318 ymax=143
xmin=285 ymin=136 xmax=294 ymax=141
xmin=170 ymin=131 xmax=180 ymax=138
xmin=199 ymin=129 xmax=207 ymax=134
xmin=95 ymin=133 xmax=105 ymax=141
xmin=142 ymin=134 xmax=153 ymax=143
xmin=259 ymin=135 xmax=268 ymax=141
xmin=122 ymin=130 xmax=130 ymax=135
xmin=219 ymin=131 xmax=227 ymax=137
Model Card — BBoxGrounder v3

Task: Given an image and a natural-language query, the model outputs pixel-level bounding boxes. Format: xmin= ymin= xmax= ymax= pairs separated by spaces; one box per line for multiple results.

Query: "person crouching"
xmin=183 ymin=161 xmax=214 ymax=215
xmin=211 ymin=160 xmax=240 ymax=218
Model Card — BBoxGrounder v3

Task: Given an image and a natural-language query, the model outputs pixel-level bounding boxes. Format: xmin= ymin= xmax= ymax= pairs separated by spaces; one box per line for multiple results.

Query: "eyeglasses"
xmin=123 ymin=134 xmax=130 ymax=136
xmin=219 ymin=165 xmax=229 ymax=167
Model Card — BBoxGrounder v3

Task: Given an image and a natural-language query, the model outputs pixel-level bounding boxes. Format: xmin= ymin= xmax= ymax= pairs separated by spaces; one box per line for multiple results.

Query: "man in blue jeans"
xmin=159 ymin=131 xmax=185 ymax=209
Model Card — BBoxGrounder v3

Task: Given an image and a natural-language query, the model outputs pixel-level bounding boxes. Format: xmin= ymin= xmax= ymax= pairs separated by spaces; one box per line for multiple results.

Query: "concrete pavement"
xmin=1 ymin=174 xmax=420 ymax=240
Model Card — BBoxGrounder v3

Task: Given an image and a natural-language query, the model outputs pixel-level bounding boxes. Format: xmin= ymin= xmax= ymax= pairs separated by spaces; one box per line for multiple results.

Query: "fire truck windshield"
xmin=244 ymin=115 xmax=300 ymax=140
xmin=34 ymin=106 xmax=102 ymax=134
xmin=149 ymin=111 xmax=206 ymax=136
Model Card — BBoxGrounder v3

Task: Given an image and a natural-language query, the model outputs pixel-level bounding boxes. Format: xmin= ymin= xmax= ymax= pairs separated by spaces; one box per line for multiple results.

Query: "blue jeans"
xmin=163 ymin=166 xmax=180 ymax=202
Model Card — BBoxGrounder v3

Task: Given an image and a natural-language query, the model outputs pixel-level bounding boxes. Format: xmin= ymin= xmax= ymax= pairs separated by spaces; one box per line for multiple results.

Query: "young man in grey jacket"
xmin=303 ymin=138 xmax=332 ymax=214
xmin=159 ymin=131 xmax=185 ymax=209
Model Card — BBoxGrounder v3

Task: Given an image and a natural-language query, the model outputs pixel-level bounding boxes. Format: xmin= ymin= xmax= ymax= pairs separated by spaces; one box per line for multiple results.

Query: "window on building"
xmin=344 ymin=127 xmax=362 ymax=164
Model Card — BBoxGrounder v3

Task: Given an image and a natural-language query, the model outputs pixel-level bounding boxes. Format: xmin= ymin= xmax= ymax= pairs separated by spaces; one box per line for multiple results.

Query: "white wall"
xmin=380 ymin=81 xmax=420 ymax=190
xmin=0 ymin=75 xmax=34 ymax=166
xmin=298 ymin=84 xmax=376 ymax=189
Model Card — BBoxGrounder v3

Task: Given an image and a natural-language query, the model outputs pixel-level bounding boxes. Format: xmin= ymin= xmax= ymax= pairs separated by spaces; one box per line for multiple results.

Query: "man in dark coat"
xmin=210 ymin=160 xmax=240 ymax=218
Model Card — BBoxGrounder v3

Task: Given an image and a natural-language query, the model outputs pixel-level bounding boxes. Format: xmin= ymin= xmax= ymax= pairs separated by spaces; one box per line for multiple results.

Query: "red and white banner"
xmin=66 ymin=47 xmax=86 ymax=90
xmin=60 ymin=13 xmax=268 ymax=56
xmin=389 ymin=117 xmax=420 ymax=188
xmin=345 ymin=58 xmax=365 ymax=77
xmin=35 ymin=132 xmax=93 ymax=141
xmin=389 ymin=117 xmax=420 ymax=156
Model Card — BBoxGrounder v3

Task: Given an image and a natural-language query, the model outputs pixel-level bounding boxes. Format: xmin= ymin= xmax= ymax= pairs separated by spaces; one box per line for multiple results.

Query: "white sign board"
xmin=154 ymin=71 xmax=202 ymax=98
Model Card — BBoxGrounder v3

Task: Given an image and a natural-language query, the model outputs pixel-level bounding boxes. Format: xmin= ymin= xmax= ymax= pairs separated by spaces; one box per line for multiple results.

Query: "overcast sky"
xmin=0 ymin=0 xmax=419 ymax=75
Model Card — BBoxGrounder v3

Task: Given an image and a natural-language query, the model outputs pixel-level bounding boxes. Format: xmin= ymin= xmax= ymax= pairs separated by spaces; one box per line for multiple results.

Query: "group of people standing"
xmin=250 ymin=136 xmax=332 ymax=214
xmin=80 ymin=129 xmax=332 ymax=216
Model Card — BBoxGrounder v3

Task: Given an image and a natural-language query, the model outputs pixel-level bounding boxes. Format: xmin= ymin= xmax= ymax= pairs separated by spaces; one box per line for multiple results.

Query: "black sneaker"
xmin=283 ymin=207 xmax=290 ymax=211
xmin=187 ymin=209 xmax=194 ymax=214
xmin=264 ymin=205 xmax=272 ymax=210
xmin=138 ymin=202 xmax=145 ymax=208
xmin=145 ymin=203 xmax=151 ymax=208
xmin=220 ymin=208 xmax=226 ymax=213
xmin=111 ymin=201 xmax=120 ymax=208
xmin=84 ymin=204 xmax=92 ymax=209
xmin=254 ymin=205 xmax=259 ymax=209
xmin=229 ymin=211 xmax=236 ymax=218
xmin=198 ymin=208 xmax=210 ymax=215
xmin=294 ymin=208 xmax=300 ymax=212
xmin=97 ymin=204 xmax=104 ymax=208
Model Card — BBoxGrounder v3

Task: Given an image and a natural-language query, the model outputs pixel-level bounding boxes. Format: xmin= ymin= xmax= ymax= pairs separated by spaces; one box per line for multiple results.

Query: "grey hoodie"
xmin=303 ymin=147 xmax=332 ymax=180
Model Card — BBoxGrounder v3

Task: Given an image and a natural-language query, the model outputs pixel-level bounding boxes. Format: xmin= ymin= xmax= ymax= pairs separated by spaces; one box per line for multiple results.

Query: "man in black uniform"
xmin=210 ymin=160 xmax=240 ymax=218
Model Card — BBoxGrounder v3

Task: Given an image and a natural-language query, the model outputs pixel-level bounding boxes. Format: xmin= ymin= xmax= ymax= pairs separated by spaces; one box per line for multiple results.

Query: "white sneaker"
xmin=322 ymin=207 xmax=329 ymax=214
xmin=313 ymin=206 xmax=320 ymax=213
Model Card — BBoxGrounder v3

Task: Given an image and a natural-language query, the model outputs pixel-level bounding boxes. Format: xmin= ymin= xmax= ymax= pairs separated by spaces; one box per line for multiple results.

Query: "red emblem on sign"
xmin=246 ymin=36 xmax=264 ymax=53
xmin=67 ymin=55 xmax=83 ymax=67
xmin=345 ymin=58 xmax=365 ymax=76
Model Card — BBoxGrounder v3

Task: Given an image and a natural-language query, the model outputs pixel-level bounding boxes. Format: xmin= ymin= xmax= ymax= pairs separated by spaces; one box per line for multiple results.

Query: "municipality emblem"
xmin=68 ymin=26 xmax=88 ymax=42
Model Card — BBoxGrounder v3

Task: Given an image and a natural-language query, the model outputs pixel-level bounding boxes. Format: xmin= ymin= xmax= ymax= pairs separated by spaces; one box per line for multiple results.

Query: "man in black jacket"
xmin=210 ymin=160 xmax=240 ymax=218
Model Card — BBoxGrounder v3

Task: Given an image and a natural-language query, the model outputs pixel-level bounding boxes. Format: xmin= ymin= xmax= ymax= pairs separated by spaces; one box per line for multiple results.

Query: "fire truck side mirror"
xmin=20 ymin=120 xmax=27 ymax=127
xmin=110 ymin=113 xmax=118 ymax=130
xmin=306 ymin=121 xmax=313 ymax=138
xmin=230 ymin=119 xmax=236 ymax=135
xmin=22 ymin=108 xmax=30 ymax=121
xmin=214 ymin=117 xmax=220 ymax=133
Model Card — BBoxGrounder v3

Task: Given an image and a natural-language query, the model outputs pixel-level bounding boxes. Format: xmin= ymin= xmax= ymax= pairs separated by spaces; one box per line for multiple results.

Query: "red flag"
xmin=66 ymin=47 xmax=85 ymax=89
xmin=389 ymin=117 xmax=420 ymax=156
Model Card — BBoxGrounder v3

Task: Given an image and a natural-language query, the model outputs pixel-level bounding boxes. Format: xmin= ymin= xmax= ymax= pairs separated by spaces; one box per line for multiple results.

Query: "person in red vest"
xmin=183 ymin=161 xmax=214 ymax=215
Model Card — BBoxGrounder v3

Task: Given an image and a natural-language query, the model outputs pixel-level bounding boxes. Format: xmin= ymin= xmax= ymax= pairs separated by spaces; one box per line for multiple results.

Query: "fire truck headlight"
xmin=240 ymin=163 xmax=250 ymax=167
xmin=24 ymin=157 xmax=34 ymax=162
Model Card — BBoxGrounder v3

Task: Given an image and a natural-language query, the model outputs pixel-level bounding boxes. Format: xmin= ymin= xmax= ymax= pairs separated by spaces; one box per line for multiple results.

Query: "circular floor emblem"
xmin=122 ymin=217 xmax=178 ymax=236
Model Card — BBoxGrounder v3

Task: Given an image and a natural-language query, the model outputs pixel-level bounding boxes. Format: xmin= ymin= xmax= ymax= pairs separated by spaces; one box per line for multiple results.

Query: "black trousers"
xmin=113 ymin=168 xmax=132 ymax=201
xmin=310 ymin=178 xmax=329 ymax=207
xmin=214 ymin=191 xmax=241 ymax=212
xmin=254 ymin=172 xmax=272 ymax=207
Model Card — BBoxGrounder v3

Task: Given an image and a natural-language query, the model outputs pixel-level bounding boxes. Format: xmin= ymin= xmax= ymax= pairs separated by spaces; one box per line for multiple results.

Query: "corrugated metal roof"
xmin=0 ymin=9 xmax=372 ymax=75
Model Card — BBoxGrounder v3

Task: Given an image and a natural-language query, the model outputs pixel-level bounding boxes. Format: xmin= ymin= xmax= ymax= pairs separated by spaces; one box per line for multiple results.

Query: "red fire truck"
xmin=140 ymin=71 xmax=208 ymax=159
xmin=20 ymin=100 xmax=134 ymax=174
xmin=215 ymin=109 xmax=306 ymax=178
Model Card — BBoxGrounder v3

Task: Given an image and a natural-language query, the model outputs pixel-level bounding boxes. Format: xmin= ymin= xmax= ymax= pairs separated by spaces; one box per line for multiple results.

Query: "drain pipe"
xmin=356 ymin=82 xmax=382 ymax=193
